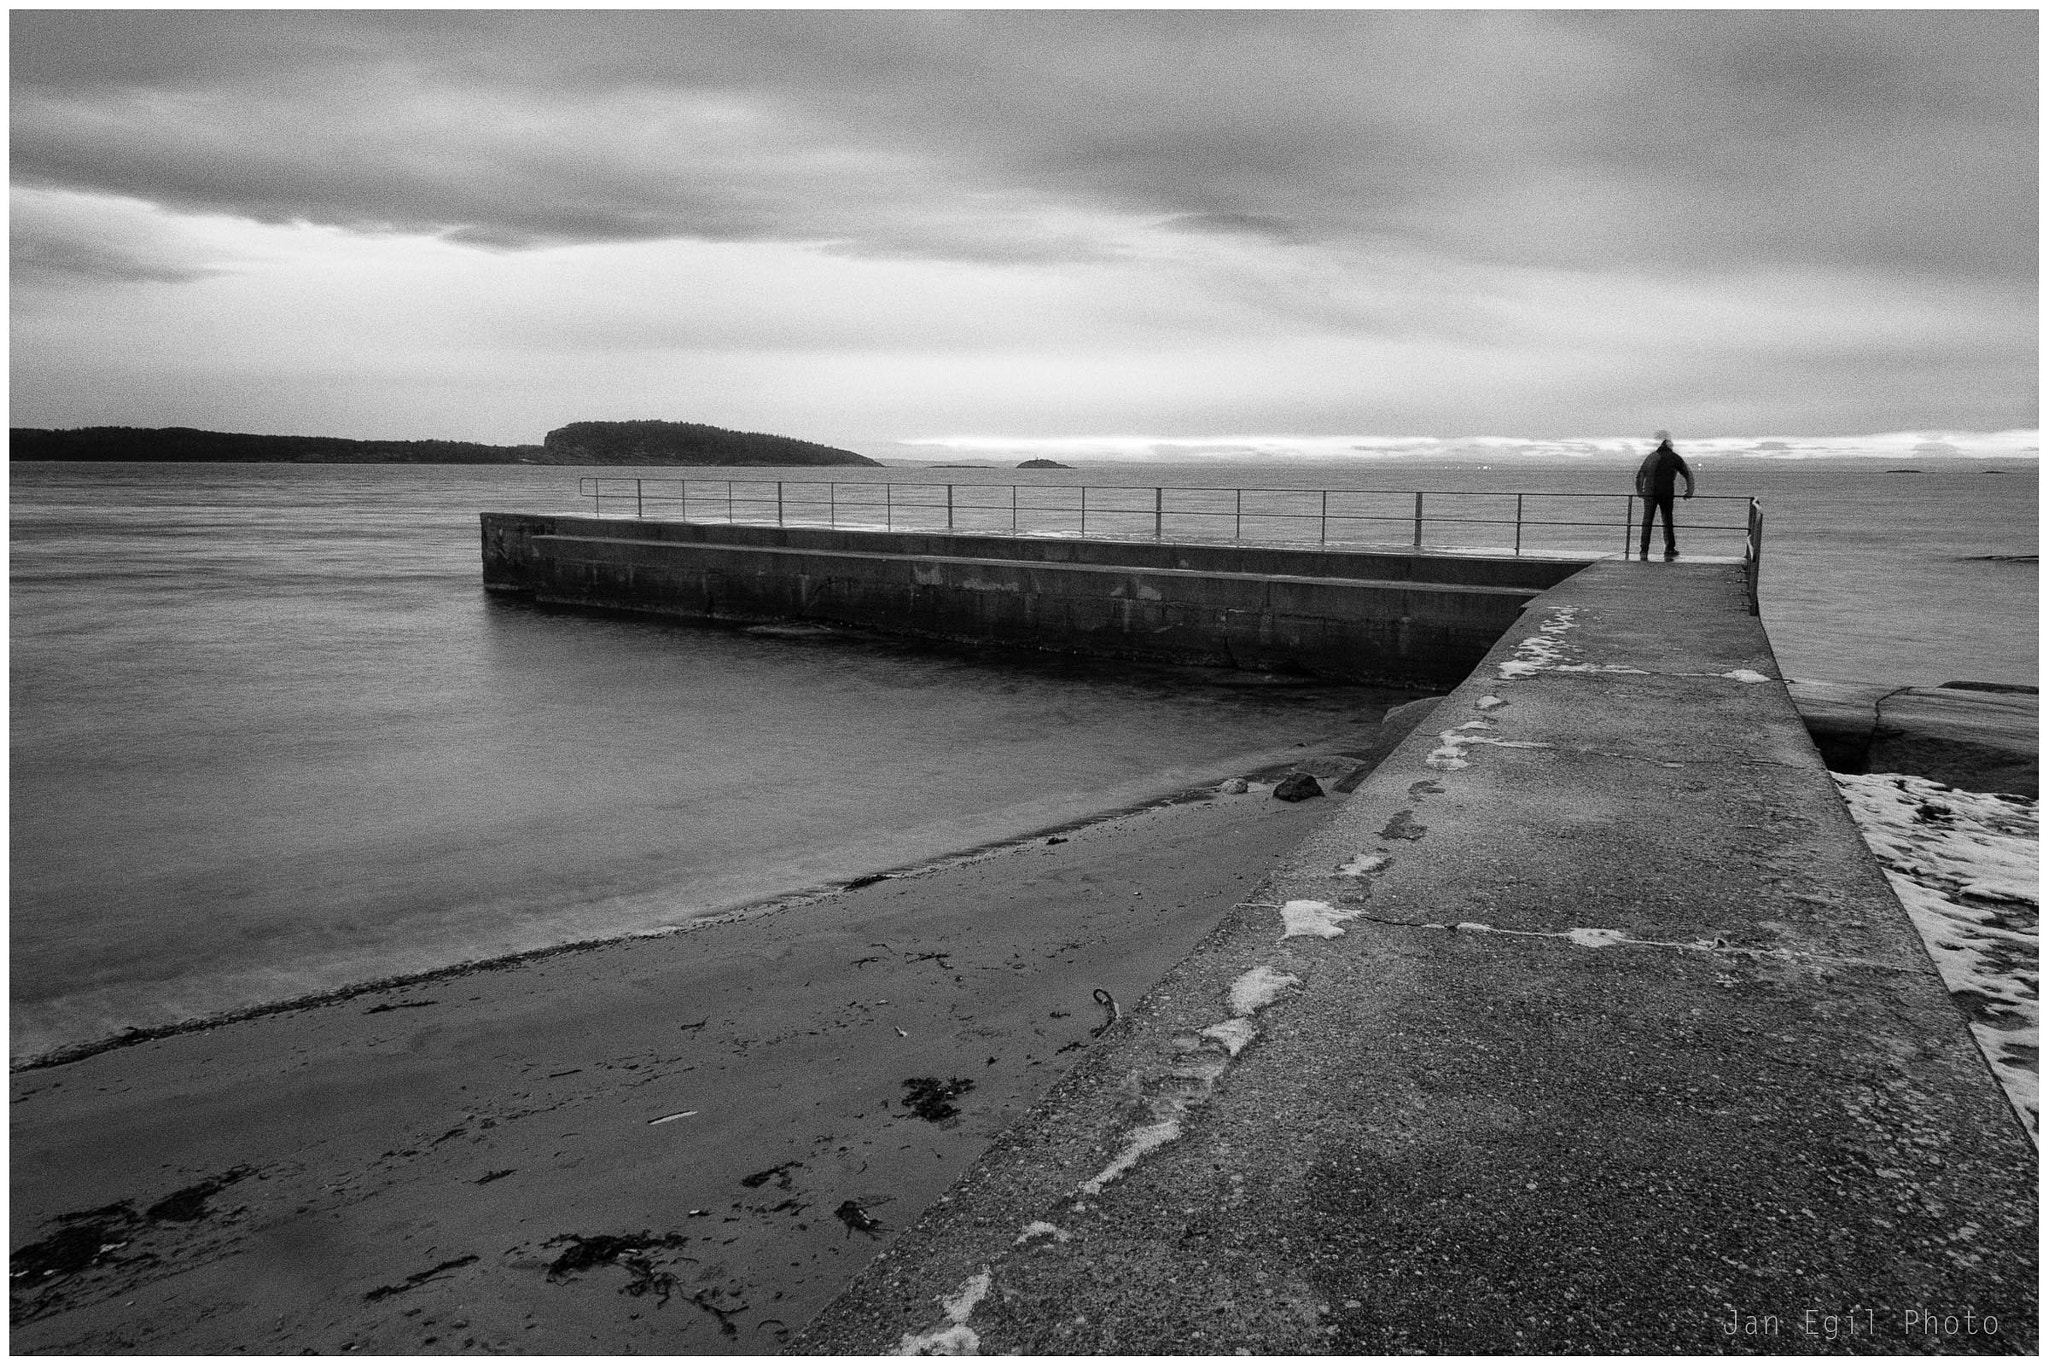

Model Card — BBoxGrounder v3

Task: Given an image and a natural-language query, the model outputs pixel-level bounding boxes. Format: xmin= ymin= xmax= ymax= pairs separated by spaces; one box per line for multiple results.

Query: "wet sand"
xmin=10 ymin=768 xmax=1367 ymax=1354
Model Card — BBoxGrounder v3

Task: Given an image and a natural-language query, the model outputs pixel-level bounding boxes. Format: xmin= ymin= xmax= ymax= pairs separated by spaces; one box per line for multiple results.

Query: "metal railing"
xmin=577 ymin=475 xmax=1758 ymax=572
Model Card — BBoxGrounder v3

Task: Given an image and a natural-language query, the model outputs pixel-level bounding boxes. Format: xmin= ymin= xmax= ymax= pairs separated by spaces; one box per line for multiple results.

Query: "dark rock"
xmin=1016 ymin=459 xmax=1073 ymax=469
xmin=1271 ymin=772 xmax=1324 ymax=802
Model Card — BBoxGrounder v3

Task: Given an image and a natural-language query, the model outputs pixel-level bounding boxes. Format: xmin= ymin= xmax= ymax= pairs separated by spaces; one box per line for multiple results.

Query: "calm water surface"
xmin=9 ymin=457 xmax=2036 ymax=1059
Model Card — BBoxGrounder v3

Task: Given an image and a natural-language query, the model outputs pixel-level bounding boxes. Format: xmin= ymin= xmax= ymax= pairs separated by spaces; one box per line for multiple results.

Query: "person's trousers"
xmin=1639 ymin=492 xmax=1677 ymax=556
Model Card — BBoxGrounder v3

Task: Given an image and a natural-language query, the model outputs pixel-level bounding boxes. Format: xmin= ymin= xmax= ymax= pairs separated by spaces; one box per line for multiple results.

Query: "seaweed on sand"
xmin=544 ymin=1232 xmax=695 ymax=1304
xmin=901 ymin=1076 xmax=975 ymax=1122
xmin=145 ymin=1166 xmax=253 ymax=1222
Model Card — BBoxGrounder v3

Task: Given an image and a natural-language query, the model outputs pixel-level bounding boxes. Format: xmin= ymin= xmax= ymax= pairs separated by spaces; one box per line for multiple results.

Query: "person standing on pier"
xmin=1634 ymin=430 xmax=1695 ymax=561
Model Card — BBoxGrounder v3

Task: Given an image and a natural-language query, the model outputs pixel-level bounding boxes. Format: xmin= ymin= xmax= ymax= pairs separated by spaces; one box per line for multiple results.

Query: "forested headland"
xmin=541 ymin=420 xmax=877 ymax=466
xmin=11 ymin=420 xmax=880 ymax=467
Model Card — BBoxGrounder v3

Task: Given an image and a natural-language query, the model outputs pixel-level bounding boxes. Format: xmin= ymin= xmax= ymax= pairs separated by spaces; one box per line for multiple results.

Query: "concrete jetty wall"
xmin=480 ymin=513 xmax=1590 ymax=686
xmin=1791 ymin=680 xmax=2038 ymax=798
xmin=794 ymin=559 xmax=2036 ymax=1354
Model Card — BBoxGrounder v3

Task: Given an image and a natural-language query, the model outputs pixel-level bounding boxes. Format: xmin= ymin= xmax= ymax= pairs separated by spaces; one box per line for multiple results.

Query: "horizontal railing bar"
xmin=575 ymin=475 xmax=1750 ymax=500
xmin=572 ymin=478 xmax=1761 ymax=577
xmin=592 ymin=487 xmax=1748 ymax=510
xmin=588 ymin=497 xmax=1745 ymax=531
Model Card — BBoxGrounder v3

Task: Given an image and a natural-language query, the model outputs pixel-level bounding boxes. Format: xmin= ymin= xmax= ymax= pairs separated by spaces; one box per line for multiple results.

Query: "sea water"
xmin=8 ymin=457 xmax=2036 ymax=1060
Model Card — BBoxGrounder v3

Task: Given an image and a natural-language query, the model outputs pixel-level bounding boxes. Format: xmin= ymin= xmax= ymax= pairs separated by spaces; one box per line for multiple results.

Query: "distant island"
xmin=9 ymin=420 xmax=879 ymax=467
xmin=542 ymin=420 xmax=877 ymax=466
xmin=1017 ymin=458 xmax=1073 ymax=469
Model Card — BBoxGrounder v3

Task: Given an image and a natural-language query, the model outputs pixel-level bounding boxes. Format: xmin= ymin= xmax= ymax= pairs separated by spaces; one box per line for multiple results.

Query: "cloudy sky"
xmin=10 ymin=8 xmax=2037 ymax=461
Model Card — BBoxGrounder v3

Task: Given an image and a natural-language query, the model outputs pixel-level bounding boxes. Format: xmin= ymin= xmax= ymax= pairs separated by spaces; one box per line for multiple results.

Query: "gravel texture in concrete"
xmin=794 ymin=560 xmax=2037 ymax=1356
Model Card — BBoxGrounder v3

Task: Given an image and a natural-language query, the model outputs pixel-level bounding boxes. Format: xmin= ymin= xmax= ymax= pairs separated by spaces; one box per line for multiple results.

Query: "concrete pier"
xmin=480 ymin=515 xmax=1589 ymax=686
xmin=794 ymin=560 xmax=2036 ymax=1354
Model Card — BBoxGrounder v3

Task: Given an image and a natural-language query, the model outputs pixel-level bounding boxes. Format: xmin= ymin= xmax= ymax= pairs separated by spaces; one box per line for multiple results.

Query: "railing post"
xmin=1012 ymin=485 xmax=1019 ymax=534
xmin=1319 ymin=489 xmax=1328 ymax=545
xmin=1154 ymin=486 xmax=1164 ymax=541
xmin=1514 ymin=493 xmax=1523 ymax=556
xmin=776 ymin=481 xmax=784 ymax=526
xmin=885 ymin=482 xmax=893 ymax=530
xmin=1080 ymin=484 xmax=1088 ymax=537
xmin=946 ymin=483 xmax=954 ymax=532
xmin=829 ymin=482 xmax=837 ymax=528
xmin=636 ymin=479 xmax=643 ymax=520
xmin=1746 ymin=498 xmax=1764 ymax=615
xmin=1412 ymin=491 xmax=1423 ymax=549
xmin=1235 ymin=488 xmax=1242 ymax=540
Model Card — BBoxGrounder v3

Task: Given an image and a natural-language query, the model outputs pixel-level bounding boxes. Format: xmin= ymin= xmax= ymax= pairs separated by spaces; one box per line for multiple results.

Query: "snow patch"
xmin=1497 ymin=609 xmax=1579 ymax=678
xmin=1722 ymin=668 xmax=1773 ymax=684
xmin=1079 ymin=1118 xmax=1183 ymax=1196
xmin=1833 ymin=773 xmax=2038 ymax=1144
xmin=1476 ymin=695 xmax=1507 ymax=710
xmin=1063 ymin=967 xmax=1310 ymax=1203
xmin=898 ymin=1270 xmax=994 ymax=1355
xmin=1281 ymin=899 xmax=1360 ymax=939
xmin=1014 ymin=1221 xmax=1070 ymax=1245
xmin=1566 ymin=927 xmax=1628 ymax=948
xmin=1338 ymin=852 xmax=1391 ymax=877
xmin=1548 ymin=662 xmax=1650 ymax=675
xmin=1229 ymin=965 xmax=1300 ymax=1016
xmin=1494 ymin=606 xmax=1651 ymax=678
xmin=1200 ymin=1018 xmax=1258 ymax=1056
xmin=1427 ymin=727 xmax=1553 ymax=770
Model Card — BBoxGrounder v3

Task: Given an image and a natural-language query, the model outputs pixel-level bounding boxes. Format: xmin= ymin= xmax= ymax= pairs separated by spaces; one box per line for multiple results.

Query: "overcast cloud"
xmin=9 ymin=9 xmax=2036 ymax=455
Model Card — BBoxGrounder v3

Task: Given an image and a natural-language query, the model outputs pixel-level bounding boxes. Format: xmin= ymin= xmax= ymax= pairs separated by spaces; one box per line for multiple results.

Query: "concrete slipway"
xmin=795 ymin=560 xmax=2036 ymax=1355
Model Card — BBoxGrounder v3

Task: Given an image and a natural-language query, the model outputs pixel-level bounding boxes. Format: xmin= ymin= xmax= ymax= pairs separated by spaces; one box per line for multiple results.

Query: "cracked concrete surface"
xmin=795 ymin=560 xmax=2037 ymax=1356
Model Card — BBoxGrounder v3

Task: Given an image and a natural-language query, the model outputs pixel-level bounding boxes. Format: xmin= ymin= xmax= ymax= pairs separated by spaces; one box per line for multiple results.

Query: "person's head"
xmin=1653 ymin=428 xmax=1672 ymax=443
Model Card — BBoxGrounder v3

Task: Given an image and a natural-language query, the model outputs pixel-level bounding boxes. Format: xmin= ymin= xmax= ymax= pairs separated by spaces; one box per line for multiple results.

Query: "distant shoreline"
xmin=8 ymin=422 xmax=881 ymax=468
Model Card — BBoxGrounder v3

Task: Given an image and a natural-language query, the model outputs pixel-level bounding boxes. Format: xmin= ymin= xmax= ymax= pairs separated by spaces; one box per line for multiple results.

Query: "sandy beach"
xmin=9 ymin=752 xmax=1389 ymax=1354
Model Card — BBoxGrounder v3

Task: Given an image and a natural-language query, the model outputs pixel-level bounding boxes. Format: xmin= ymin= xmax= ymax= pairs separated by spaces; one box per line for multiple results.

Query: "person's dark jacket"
xmin=1634 ymin=442 xmax=1695 ymax=499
